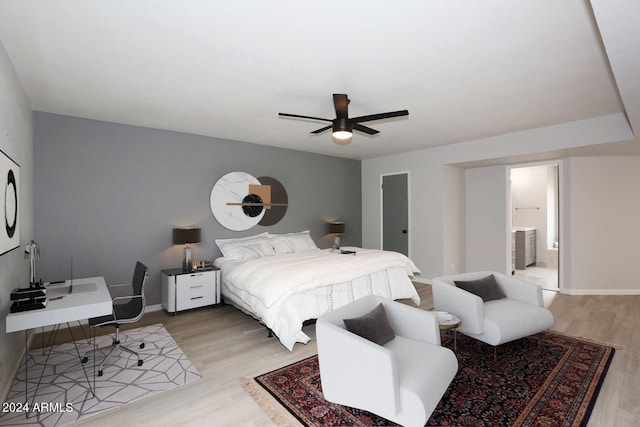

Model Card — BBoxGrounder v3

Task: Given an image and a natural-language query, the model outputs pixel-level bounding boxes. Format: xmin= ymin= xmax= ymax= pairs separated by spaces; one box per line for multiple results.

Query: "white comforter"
xmin=216 ymin=247 xmax=421 ymax=350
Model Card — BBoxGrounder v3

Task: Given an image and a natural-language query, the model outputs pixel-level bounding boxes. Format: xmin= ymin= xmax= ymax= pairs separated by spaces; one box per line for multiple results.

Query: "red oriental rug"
xmin=253 ymin=331 xmax=614 ymax=426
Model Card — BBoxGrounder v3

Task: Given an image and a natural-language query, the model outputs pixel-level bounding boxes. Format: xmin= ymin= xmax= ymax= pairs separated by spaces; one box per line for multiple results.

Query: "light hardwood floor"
xmin=33 ymin=284 xmax=640 ymax=426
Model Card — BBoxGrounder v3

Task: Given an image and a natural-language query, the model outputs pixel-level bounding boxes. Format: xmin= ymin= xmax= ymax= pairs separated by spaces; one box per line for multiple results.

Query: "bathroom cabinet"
xmin=511 ymin=231 xmax=516 ymax=274
xmin=515 ymin=228 xmax=536 ymax=269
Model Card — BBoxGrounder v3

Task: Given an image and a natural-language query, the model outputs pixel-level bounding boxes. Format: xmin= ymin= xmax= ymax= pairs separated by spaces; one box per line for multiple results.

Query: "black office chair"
xmin=82 ymin=261 xmax=148 ymax=376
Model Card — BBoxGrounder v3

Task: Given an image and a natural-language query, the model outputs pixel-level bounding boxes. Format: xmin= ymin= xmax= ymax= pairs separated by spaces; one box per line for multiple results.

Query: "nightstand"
xmin=161 ymin=267 xmax=220 ymax=314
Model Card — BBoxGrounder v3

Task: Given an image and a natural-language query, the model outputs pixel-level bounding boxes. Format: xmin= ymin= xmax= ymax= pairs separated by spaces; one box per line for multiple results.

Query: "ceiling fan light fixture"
xmin=332 ymin=117 xmax=352 ymax=140
xmin=332 ymin=130 xmax=352 ymax=140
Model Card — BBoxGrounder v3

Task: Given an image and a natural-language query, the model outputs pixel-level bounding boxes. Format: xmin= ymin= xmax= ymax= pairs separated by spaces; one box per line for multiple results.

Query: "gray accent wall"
xmin=34 ymin=113 xmax=361 ymax=306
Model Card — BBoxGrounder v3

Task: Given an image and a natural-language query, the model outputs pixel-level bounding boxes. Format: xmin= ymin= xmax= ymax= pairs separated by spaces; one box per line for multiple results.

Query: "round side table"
xmin=437 ymin=314 xmax=461 ymax=352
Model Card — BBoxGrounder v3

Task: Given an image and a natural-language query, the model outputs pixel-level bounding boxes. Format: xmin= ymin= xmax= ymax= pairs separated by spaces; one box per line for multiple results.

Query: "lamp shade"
xmin=328 ymin=222 xmax=346 ymax=235
xmin=173 ymin=228 xmax=201 ymax=245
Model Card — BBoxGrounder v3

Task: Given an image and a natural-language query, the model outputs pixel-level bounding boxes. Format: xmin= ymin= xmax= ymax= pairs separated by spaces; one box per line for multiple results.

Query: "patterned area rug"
xmin=252 ymin=331 xmax=614 ymax=426
xmin=0 ymin=323 xmax=201 ymax=427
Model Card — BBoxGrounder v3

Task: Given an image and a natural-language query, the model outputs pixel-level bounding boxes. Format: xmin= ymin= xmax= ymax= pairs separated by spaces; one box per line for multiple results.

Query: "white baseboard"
xmin=562 ymin=288 xmax=640 ymax=295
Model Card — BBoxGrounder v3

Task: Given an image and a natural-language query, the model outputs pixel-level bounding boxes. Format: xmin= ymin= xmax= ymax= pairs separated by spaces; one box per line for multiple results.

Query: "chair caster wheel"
xmin=137 ymin=360 xmax=143 ymax=367
xmin=98 ymin=370 xmax=103 ymax=377
xmin=140 ymin=343 xmax=145 ymax=349
xmin=81 ymin=357 xmax=88 ymax=364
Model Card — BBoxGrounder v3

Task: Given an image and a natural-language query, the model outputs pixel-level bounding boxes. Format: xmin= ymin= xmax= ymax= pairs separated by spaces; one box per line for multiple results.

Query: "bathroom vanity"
xmin=514 ymin=227 xmax=536 ymax=269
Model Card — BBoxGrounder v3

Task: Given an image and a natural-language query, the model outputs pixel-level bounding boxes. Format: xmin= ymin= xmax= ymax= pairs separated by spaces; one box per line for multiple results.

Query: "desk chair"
xmin=82 ymin=261 xmax=148 ymax=376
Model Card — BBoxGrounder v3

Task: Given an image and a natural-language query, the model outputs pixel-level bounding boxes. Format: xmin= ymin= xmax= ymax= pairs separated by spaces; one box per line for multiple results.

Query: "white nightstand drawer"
xmin=177 ymin=281 xmax=216 ymax=310
xmin=162 ymin=268 xmax=220 ymax=314
xmin=176 ymin=272 xmax=210 ymax=287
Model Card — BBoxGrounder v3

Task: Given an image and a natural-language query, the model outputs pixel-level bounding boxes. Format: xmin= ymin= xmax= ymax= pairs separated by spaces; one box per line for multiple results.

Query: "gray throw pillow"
xmin=343 ymin=303 xmax=396 ymax=346
xmin=454 ymin=274 xmax=506 ymax=302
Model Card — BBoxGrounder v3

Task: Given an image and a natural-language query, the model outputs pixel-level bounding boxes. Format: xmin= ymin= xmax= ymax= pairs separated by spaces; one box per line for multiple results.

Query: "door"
xmin=382 ymin=173 xmax=409 ymax=255
xmin=509 ymin=163 xmax=560 ymax=291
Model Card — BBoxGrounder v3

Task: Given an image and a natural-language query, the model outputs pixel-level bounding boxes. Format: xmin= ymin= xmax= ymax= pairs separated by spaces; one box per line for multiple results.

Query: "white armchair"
xmin=432 ymin=271 xmax=554 ymax=349
xmin=316 ymin=295 xmax=458 ymax=427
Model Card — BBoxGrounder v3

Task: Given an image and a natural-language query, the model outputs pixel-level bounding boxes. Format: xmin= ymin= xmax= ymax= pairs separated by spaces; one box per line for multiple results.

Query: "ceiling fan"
xmin=278 ymin=94 xmax=409 ymax=140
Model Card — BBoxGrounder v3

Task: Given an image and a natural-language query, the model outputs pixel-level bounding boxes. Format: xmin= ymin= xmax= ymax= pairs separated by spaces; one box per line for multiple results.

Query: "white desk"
xmin=6 ymin=277 xmax=112 ymax=333
xmin=5 ymin=277 xmax=112 ymax=416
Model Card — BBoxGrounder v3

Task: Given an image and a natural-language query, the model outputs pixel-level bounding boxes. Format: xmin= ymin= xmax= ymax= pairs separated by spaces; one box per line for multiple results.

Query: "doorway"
xmin=509 ymin=163 xmax=560 ymax=291
xmin=381 ymin=172 xmax=409 ymax=256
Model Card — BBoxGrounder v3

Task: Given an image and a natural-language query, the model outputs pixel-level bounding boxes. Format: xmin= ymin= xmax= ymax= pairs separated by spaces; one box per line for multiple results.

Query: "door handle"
xmin=402 ymin=229 xmax=407 ymax=234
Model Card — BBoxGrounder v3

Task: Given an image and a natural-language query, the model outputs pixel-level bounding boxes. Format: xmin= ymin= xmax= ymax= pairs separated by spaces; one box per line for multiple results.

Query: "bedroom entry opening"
xmin=381 ymin=172 xmax=409 ymax=257
xmin=509 ymin=163 xmax=560 ymax=292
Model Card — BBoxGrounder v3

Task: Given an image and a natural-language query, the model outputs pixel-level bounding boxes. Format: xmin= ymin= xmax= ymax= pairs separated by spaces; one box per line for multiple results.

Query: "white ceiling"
xmin=0 ymin=0 xmax=638 ymax=160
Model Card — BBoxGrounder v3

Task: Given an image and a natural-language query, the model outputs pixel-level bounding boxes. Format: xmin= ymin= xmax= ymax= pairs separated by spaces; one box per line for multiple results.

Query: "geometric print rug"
xmin=0 ymin=324 xmax=201 ymax=427
xmin=252 ymin=330 xmax=615 ymax=426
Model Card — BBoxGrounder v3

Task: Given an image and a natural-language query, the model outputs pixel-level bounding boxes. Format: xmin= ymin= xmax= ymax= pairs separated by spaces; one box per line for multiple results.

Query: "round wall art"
xmin=210 ymin=172 xmax=288 ymax=231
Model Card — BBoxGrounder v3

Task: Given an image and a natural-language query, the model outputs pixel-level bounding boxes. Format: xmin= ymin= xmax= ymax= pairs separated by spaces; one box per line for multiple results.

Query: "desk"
xmin=6 ymin=277 xmax=112 ymax=333
xmin=5 ymin=277 xmax=112 ymax=417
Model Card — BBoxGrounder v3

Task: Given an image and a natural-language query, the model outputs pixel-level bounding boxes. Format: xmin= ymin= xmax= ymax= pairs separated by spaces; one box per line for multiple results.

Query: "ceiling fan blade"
xmin=351 ymin=110 xmax=409 ymax=123
xmin=310 ymin=124 xmax=333 ymax=134
xmin=353 ymin=124 xmax=379 ymax=135
xmin=333 ymin=94 xmax=349 ymax=119
xmin=279 ymin=113 xmax=332 ymax=122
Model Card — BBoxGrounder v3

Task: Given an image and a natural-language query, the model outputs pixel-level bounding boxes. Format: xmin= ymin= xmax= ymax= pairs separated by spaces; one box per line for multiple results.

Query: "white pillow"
xmin=274 ymin=230 xmax=319 ymax=253
xmin=215 ymin=232 xmax=273 ymax=260
xmin=270 ymin=234 xmax=294 ymax=254
xmin=289 ymin=231 xmax=319 ymax=252
xmin=230 ymin=241 xmax=276 ymax=260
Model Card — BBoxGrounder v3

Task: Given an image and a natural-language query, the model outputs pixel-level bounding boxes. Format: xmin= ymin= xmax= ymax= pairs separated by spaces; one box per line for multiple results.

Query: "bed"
xmin=213 ymin=231 xmax=421 ymax=350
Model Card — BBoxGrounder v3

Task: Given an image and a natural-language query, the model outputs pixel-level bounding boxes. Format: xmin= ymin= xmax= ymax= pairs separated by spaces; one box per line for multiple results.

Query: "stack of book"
xmin=192 ymin=260 xmax=213 ymax=271
xmin=10 ymin=286 xmax=47 ymax=313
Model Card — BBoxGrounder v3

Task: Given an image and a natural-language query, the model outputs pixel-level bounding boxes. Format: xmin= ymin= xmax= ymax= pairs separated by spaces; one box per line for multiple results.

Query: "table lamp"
xmin=328 ymin=222 xmax=346 ymax=250
xmin=173 ymin=227 xmax=201 ymax=271
xmin=25 ymin=240 xmax=41 ymax=288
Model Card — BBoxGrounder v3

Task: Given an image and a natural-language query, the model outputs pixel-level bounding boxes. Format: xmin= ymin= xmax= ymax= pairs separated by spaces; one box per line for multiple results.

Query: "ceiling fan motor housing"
xmin=334 ymin=117 xmax=352 ymax=132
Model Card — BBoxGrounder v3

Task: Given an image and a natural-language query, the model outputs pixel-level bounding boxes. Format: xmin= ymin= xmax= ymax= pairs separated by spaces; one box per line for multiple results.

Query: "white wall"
xmin=0 ymin=40 xmax=33 ymax=399
xmin=567 ymin=156 xmax=640 ymax=293
xmin=466 ymin=166 xmax=509 ymax=273
xmin=362 ymin=113 xmax=637 ymax=294
xmin=546 ymin=165 xmax=559 ymax=249
xmin=442 ymin=165 xmax=465 ymax=275
xmin=362 ymin=153 xmax=446 ymax=280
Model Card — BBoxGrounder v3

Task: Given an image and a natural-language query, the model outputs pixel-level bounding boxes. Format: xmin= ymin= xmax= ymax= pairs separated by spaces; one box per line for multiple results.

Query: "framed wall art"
xmin=1 ymin=149 xmax=20 ymax=256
